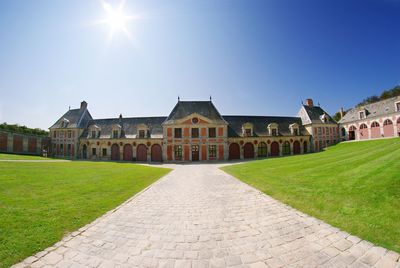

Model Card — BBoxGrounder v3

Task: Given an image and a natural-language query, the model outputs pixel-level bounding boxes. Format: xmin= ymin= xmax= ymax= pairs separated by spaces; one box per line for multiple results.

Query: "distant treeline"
xmin=356 ymin=85 xmax=400 ymax=107
xmin=0 ymin=123 xmax=48 ymax=136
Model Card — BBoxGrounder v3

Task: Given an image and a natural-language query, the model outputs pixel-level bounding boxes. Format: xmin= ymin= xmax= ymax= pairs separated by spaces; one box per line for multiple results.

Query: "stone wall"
xmin=0 ymin=130 xmax=51 ymax=156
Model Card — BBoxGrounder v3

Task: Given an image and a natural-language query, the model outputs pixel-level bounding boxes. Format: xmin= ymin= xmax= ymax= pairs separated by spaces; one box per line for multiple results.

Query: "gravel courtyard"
xmin=15 ymin=164 xmax=400 ymax=268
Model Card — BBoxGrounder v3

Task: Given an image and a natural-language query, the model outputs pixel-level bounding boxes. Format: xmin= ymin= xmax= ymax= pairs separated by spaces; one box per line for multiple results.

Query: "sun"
xmin=95 ymin=0 xmax=139 ymax=42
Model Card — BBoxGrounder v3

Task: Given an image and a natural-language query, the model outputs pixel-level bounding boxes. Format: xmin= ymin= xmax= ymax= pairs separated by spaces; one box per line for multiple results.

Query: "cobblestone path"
xmin=14 ymin=164 xmax=400 ymax=268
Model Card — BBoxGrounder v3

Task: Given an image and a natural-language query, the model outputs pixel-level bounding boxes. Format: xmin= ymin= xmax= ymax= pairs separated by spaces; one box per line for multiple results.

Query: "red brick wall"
xmin=183 ymin=128 xmax=190 ymax=138
xmin=184 ymin=145 xmax=190 ymax=161
xmin=167 ymin=145 xmax=172 ymax=161
xmin=13 ymin=135 xmax=23 ymax=152
xmin=201 ymin=128 xmax=207 ymax=137
xmin=218 ymin=127 xmax=224 ymax=137
xmin=167 ymin=128 xmax=172 ymax=137
xmin=218 ymin=145 xmax=224 ymax=160
xmin=201 ymin=145 xmax=207 ymax=160
xmin=0 ymin=133 xmax=7 ymax=152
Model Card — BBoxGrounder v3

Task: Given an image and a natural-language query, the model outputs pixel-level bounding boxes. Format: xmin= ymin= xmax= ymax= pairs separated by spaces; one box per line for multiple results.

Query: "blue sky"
xmin=0 ymin=0 xmax=399 ymax=129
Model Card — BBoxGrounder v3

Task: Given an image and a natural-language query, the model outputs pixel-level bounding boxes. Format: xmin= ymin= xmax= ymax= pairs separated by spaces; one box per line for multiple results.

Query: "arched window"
xmin=257 ymin=142 xmax=267 ymax=157
xmin=282 ymin=141 xmax=290 ymax=155
xmin=371 ymin=121 xmax=380 ymax=127
xmin=349 ymin=125 xmax=357 ymax=131
xmin=341 ymin=128 xmax=346 ymax=137
xmin=383 ymin=119 xmax=393 ymax=126
xmin=360 ymin=124 xmax=368 ymax=129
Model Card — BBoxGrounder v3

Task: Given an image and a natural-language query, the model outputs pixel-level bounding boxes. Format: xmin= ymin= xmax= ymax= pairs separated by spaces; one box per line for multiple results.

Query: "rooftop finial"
xmin=210 ymin=95 xmax=212 ymax=102
xmin=69 ymin=106 xmax=71 ymax=111
xmin=178 ymin=96 xmax=180 ymax=102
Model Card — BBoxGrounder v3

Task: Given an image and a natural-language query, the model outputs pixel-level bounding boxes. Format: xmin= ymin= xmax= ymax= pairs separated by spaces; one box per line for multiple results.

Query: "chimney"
xmin=305 ymin=99 xmax=314 ymax=107
xmin=80 ymin=101 xmax=87 ymax=111
xmin=340 ymin=107 xmax=344 ymax=119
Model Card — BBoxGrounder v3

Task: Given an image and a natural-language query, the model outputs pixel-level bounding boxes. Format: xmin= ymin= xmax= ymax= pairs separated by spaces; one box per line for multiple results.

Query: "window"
xmin=60 ymin=144 xmax=64 ymax=154
xmin=271 ymin=129 xmax=277 ymax=136
xmin=102 ymin=148 xmax=107 ymax=156
xmin=91 ymin=131 xmax=96 ymax=139
xmin=384 ymin=119 xmax=393 ymax=126
xmin=209 ymin=145 xmax=217 ymax=158
xmin=92 ymin=148 xmax=96 ymax=156
xmin=396 ymin=102 xmax=400 ymax=111
xmin=208 ymin=128 xmax=216 ymax=138
xmin=139 ymin=130 xmax=145 ymax=138
xmin=113 ymin=130 xmax=119 ymax=139
xmin=53 ymin=131 xmax=57 ymax=138
xmin=359 ymin=111 xmax=365 ymax=119
xmin=258 ymin=142 xmax=267 ymax=157
xmin=68 ymin=131 xmax=72 ymax=138
xmin=282 ymin=141 xmax=290 ymax=155
xmin=318 ymin=127 xmax=322 ymax=135
xmin=174 ymin=128 xmax=182 ymax=138
xmin=191 ymin=128 xmax=199 ymax=138
xmin=174 ymin=145 xmax=182 ymax=159
xmin=245 ymin=129 xmax=252 ymax=137
xmin=293 ymin=129 xmax=299 ymax=136
xmin=67 ymin=144 xmax=71 ymax=155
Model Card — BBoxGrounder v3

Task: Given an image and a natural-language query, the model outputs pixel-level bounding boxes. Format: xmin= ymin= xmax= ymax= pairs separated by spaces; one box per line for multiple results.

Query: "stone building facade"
xmin=339 ymin=96 xmax=400 ymax=141
xmin=49 ymin=99 xmax=338 ymax=162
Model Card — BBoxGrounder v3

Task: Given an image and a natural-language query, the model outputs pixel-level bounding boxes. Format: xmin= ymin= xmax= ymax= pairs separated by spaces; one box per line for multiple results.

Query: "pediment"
xmin=176 ymin=113 xmax=212 ymax=125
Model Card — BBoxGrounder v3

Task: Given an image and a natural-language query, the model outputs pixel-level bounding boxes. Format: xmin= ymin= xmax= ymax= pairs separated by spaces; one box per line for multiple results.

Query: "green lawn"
xmin=0 ymin=161 xmax=171 ymax=268
xmin=222 ymin=138 xmax=400 ymax=253
xmin=0 ymin=153 xmax=52 ymax=160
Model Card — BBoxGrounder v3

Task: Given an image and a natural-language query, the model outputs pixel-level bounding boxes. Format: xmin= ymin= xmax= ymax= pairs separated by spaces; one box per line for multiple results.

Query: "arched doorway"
xmin=370 ymin=121 xmax=380 ymax=139
xmin=282 ymin=141 xmax=290 ymax=155
xmin=151 ymin=144 xmax=162 ymax=162
xmin=82 ymin=144 xmax=87 ymax=159
xmin=243 ymin=142 xmax=254 ymax=159
xmin=123 ymin=144 xmax=133 ymax=161
xmin=359 ymin=124 xmax=368 ymax=140
xmin=348 ymin=126 xmax=357 ymax=140
xmin=137 ymin=144 xmax=147 ymax=161
xmin=383 ymin=119 xmax=394 ymax=137
xmin=270 ymin=141 xmax=279 ymax=156
xmin=293 ymin=141 xmax=300 ymax=155
xmin=303 ymin=141 xmax=308 ymax=153
xmin=111 ymin=144 xmax=120 ymax=160
xmin=257 ymin=142 xmax=267 ymax=157
xmin=229 ymin=143 xmax=240 ymax=160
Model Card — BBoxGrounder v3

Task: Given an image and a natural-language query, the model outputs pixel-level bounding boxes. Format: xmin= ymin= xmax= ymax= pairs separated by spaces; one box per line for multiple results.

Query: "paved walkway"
xmin=15 ymin=164 xmax=399 ymax=268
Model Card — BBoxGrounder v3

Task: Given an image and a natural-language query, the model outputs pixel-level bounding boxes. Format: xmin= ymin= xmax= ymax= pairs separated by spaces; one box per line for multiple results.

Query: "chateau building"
xmin=49 ymin=99 xmax=338 ymax=162
xmin=339 ymin=96 xmax=400 ymax=141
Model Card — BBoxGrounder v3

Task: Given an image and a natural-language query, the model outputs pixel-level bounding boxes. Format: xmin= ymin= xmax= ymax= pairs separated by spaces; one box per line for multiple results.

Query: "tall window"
xmin=359 ymin=111 xmax=365 ymax=119
xmin=397 ymin=102 xmax=400 ymax=111
xmin=282 ymin=141 xmax=290 ymax=155
xmin=102 ymin=148 xmax=107 ymax=156
xmin=139 ymin=130 xmax=145 ymax=138
xmin=174 ymin=145 xmax=182 ymax=159
xmin=67 ymin=144 xmax=71 ymax=156
xmin=68 ymin=131 xmax=72 ymax=138
xmin=92 ymin=148 xmax=96 ymax=156
xmin=293 ymin=129 xmax=299 ymax=136
xmin=245 ymin=129 xmax=252 ymax=137
xmin=258 ymin=142 xmax=267 ymax=157
xmin=191 ymin=128 xmax=199 ymax=138
xmin=174 ymin=128 xmax=182 ymax=138
xmin=271 ymin=129 xmax=277 ymax=136
xmin=208 ymin=128 xmax=216 ymax=138
xmin=209 ymin=145 xmax=216 ymax=158
xmin=91 ymin=130 xmax=96 ymax=138
xmin=53 ymin=131 xmax=57 ymax=138
xmin=113 ymin=130 xmax=119 ymax=139
xmin=60 ymin=144 xmax=64 ymax=154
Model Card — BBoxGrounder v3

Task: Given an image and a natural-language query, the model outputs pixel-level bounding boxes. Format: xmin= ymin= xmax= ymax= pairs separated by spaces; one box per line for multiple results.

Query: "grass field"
xmin=0 ymin=161 xmax=170 ymax=268
xmin=0 ymin=153 xmax=52 ymax=160
xmin=222 ymin=138 xmax=400 ymax=253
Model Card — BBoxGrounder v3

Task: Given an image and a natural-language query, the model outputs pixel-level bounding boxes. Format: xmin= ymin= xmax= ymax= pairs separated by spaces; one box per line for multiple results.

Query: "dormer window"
xmin=113 ymin=130 xmax=119 ymax=139
xmin=396 ymin=102 xmax=400 ymax=112
xmin=289 ymin=123 xmax=300 ymax=136
xmin=320 ymin=113 xmax=328 ymax=123
xmin=139 ymin=130 xmax=145 ymax=138
xmin=267 ymin=123 xmax=279 ymax=136
xmin=359 ymin=111 xmax=365 ymax=119
xmin=137 ymin=124 xmax=149 ymax=139
xmin=242 ymin=123 xmax=253 ymax=137
xmin=91 ymin=130 xmax=96 ymax=139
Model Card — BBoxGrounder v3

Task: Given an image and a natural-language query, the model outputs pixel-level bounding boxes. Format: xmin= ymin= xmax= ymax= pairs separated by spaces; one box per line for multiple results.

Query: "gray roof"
xmin=223 ymin=116 xmax=308 ymax=137
xmin=298 ymin=105 xmax=337 ymax=125
xmin=83 ymin=117 xmax=167 ymax=139
xmin=50 ymin=108 xmax=93 ymax=129
xmin=339 ymin=96 xmax=400 ymax=124
xmin=164 ymin=101 xmax=227 ymax=124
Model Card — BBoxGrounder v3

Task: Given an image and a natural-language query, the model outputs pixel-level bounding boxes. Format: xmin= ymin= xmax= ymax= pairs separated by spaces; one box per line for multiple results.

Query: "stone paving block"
xmin=11 ymin=164 xmax=400 ymax=268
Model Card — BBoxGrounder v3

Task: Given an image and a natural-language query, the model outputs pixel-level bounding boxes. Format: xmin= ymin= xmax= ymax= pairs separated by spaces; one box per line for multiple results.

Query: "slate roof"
xmin=222 ymin=116 xmax=308 ymax=137
xmin=339 ymin=96 xmax=400 ymax=124
xmin=298 ymin=105 xmax=336 ymax=125
xmin=164 ymin=101 xmax=227 ymax=124
xmin=50 ymin=108 xmax=93 ymax=129
xmin=82 ymin=117 xmax=167 ymax=139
